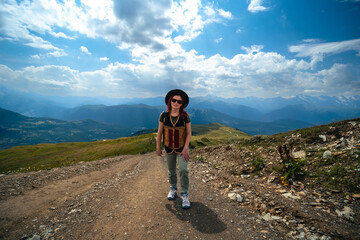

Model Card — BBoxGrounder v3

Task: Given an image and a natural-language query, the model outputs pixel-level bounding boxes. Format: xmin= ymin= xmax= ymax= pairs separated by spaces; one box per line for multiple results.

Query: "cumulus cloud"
xmin=248 ymin=0 xmax=269 ymax=13
xmin=2 ymin=44 xmax=358 ymax=98
xmin=80 ymin=46 xmax=91 ymax=55
xmin=0 ymin=0 xmax=358 ymax=98
xmin=0 ymin=64 xmax=82 ymax=96
xmin=0 ymin=0 xmax=232 ymax=53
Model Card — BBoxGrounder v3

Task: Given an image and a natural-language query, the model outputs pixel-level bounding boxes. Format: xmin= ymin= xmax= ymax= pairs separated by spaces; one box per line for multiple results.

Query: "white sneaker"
xmin=181 ymin=193 xmax=190 ymax=209
xmin=167 ymin=187 xmax=177 ymax=200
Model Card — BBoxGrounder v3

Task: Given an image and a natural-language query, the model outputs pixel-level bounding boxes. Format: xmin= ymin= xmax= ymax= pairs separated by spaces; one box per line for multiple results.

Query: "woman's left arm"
xmin=180 ymin=122 xmax=191 ymax=161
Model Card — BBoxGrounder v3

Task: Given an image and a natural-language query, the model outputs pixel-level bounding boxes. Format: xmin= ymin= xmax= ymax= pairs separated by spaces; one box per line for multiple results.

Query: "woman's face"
xmin=170 ymin=95 xmax=183 ymax=110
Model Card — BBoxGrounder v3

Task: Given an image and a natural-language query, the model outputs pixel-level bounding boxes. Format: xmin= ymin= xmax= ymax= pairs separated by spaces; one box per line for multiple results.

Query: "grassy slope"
xmin=0 ymin=123 xmax=249 ymax=174
xmin=191 ymin=123 xmax=251 ymax=147
xmin=239 ymin=118 xmax=360 ymax=193
xmin=0 ymin=134 xmax=156 ymax=174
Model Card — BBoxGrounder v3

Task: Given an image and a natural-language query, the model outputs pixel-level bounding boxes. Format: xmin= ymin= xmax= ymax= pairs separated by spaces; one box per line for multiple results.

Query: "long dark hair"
xmin=167 ymin=96 xmax=188 ymax=120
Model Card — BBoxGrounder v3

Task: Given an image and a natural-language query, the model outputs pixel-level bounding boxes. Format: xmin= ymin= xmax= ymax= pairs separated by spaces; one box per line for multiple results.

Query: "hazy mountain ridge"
xmin=191 ymin=100 xmax=262 ymax=121
xmin=0 ymin=108 xmax=130 ymax=150
xmin=0 ymin=84 xmax=67 ymax=117
xmin=56 ymin=104 xmax=313 ymax=135
xmin=57 ymin=104 xmax=164 ymax=131
xmin=1 ymin=84 xmax=359 ymax=125
xmin=0 ymin=105 xmax=312 ymax=149
xmin=1 ymin=84 xmax=359 ymax=141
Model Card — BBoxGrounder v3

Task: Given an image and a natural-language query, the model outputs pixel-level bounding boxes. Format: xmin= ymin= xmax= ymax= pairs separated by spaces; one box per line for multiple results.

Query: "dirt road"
xmin=0 ymin=152 xmax=287 ymax=240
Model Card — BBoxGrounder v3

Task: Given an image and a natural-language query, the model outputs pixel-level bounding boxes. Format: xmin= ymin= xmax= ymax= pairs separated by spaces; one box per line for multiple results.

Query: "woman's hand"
xmin=156 ymin=148 xmax=163 ymax=157
xmin=180 ymin=148 xmax=190 ymax=162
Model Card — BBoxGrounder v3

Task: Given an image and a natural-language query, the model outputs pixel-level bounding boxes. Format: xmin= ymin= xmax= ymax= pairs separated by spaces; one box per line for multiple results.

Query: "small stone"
xmin=292 ymin=150 xmax=306 ymax=159
xmin=282 ymin=192 xmax=300 ymax=200
xmin=323 ymin=150 xmax=332 ymax=159
xmin=336 ymin=206 xmax=354 ymax=221
xmin=29 ymin=235 xmax=41 ymax=240
xmin=228 ymin=193 xmax=237 ymax=200
xmin=296 ymin=232 xmax=306 ymax=239
xmin=39 ymin=225 xmax=47 ymax=231
xmin=319 ymin=135 xmax=327 ymax=142
xmin=298 ymin=191 xmax=306 ymax=197
xmin=262 ymin=213 xmax=272 ymax=221
xmin=352 ymin=194 xmax=360 ymax=199
xmin=271 ymin=215 xmax=282 ymax=220
xmin=267 ymin=175 xmax=277 ymax=183
xmin=348 ymin=121 xmax=357 ymax=126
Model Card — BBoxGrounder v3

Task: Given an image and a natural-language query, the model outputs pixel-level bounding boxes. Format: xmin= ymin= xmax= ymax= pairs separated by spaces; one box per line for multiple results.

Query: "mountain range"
xmin=0 ymin=106 xmax=312 ymax=150
xmin=0 ymin=108 xmax=130 ymax=150
xmin=1 ymin=84 xmax=360 ymax=149
xmin=1 ymin=84 xmax=359 ymax=125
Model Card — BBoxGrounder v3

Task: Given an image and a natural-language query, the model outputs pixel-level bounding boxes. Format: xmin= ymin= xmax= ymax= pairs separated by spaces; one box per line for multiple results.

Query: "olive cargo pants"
xmin=166 ymin=152 xmax=189 ymax=194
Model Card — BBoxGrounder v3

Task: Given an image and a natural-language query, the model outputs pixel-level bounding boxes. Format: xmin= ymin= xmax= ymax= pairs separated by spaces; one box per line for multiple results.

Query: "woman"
xmin=156 ymin=89 xmax=192 ymax=209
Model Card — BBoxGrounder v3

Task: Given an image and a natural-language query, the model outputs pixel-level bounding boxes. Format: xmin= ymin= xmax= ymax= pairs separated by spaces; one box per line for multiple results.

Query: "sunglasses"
xmin=171 ymin=99 xmax=183 ymax=104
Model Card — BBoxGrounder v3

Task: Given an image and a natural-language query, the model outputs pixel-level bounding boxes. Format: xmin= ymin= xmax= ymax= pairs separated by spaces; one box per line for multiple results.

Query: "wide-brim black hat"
xmin=165 ymin=89 xmax=189 ymax=108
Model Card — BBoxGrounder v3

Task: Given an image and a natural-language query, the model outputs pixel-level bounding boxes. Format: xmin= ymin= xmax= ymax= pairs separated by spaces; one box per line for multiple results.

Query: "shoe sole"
xmin=168 ymin=193 xmax=177 ymax=200
xmin=181 ymin=200 xmax=190 ymax=209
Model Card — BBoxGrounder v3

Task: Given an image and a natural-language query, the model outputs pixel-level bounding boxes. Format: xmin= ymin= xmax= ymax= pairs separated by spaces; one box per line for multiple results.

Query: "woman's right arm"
xmin=156 ymin=121 xmax=164 ymax=156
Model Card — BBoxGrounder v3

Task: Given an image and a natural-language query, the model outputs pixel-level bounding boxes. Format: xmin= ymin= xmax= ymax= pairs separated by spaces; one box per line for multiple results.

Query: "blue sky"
xmin=0 ymin=0 xmax=359 ymax=98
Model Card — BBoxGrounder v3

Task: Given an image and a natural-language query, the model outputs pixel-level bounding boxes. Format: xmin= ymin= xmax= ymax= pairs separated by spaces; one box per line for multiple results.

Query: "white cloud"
xmin=289 ymin=38 xmax=360 ymax=62
xmin=215 ymin=37 xmax=223 ymax=43
xmin=0 ymin=64 xmax=82 ymax=96
xmin=31 ymin=55 xmax=41 ymax=60
xmin=0 ymin=0 xmax=358 ymax=98
xmin=241 ymin=45 xmax=264 ymax=54
xmin=217 ymin=9 xmax=232 ymax=19
xmin=30 ymin=50 xmax=67 ymax=59
xmin=0 ymin=0 xmax=64 ymax=50
xmin=3 ymin=44 xmax=357 ymax=98
xmin=80 ymin=46 xmax=91 ymax=55
xmin=0 ymin=0 xmax=233 ymax=52
xmin=204 ymin=6 xmax=216 ymax=16
xmin=117 ymin=42 xmax=132 ymax=50
xmin=48 ymin=50 xmax=68 ymax=58
xmin=248 ymin=0 xmax=269 ymax=13
xmin=49 ymin=31 xmax=75 ymax=40
xmin=302 ymin=39 xmax=321 ymax=43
